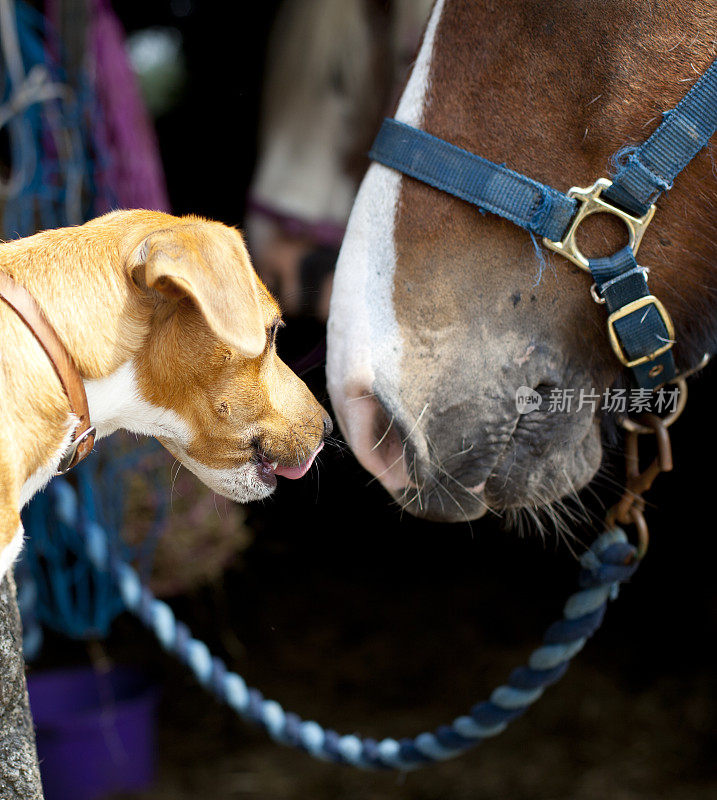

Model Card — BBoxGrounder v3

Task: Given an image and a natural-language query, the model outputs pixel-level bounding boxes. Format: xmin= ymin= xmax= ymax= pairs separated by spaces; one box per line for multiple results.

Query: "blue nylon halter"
xmin=369 ymin=58 xmax=717 ymax=390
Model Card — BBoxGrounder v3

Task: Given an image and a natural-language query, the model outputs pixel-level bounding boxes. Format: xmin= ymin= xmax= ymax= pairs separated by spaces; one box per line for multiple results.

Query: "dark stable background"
xmin=34 ymin=2 xmax=717 ymax=798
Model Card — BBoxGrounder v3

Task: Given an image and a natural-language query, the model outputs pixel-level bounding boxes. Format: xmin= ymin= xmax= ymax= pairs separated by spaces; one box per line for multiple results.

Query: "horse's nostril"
xmin=533 ymin=383 xmax=558 ymax=410
xmin=368 ymin=399 xmax=408 ymax=486
xmin=342 ymin=390 xmax=410 ymax=491
xmin=372 ymin=402 xmax=392 ymax=449
xmin=323 ymin=416 xmax=334 ymax=437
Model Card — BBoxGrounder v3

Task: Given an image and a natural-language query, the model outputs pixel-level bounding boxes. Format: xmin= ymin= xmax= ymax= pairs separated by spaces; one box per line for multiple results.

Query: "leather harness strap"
xmin=0 ymin=271 xmax=95 ymax=472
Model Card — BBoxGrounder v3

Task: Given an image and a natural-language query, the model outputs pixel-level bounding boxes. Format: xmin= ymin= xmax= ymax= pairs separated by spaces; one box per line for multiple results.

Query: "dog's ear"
xmin=132 ymin=226 xmax=266 ymax=358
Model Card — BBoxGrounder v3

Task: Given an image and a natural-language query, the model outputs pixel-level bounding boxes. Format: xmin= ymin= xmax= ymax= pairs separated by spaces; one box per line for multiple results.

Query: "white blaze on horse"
xmin=327 ymin=0 xmax=716 ymax=523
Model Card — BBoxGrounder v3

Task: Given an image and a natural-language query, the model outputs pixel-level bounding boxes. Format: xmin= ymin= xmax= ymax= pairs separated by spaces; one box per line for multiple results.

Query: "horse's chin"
xmin=483 ymin=415 xmax=604 ymax=512
xmin=387 ymin=418 xmax=603 ymax=525
xmin=393 ymin=490 xmax=491 ymax=523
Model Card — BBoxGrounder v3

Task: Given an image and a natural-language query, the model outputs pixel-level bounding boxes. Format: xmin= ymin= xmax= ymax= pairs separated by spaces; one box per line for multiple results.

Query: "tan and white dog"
xmin=0 ymin=210 xmax=330 ymax=578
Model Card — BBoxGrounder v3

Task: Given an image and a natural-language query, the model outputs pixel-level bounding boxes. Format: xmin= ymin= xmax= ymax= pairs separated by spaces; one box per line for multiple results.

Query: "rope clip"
xmin=606 ymin=413 xmax=674 ymax=561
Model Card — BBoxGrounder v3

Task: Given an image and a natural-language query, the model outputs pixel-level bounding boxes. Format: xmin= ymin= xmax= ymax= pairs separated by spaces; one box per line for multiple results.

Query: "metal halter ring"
xmin=605 ymin=504 xmax=650 ymax=561
xmin=543 ymin=178 xmax=656 ymax=272
xmin=617 ymin=378 xmax=687 ymax=434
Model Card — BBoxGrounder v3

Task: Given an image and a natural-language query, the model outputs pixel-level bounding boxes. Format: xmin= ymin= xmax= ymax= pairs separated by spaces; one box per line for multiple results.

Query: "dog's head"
xmin=125 ymin=217 xmax=330 ymax=502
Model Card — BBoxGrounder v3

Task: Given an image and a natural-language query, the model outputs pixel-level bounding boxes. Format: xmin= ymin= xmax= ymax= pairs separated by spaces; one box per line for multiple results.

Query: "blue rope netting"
xmin=0 ymin=1 xmax=113 ymax=237
xmin=29 ymin=476 xmax=641 ymax=770
xmin=4 ymin=0 xmax=123 ymax=651
xmin=17 ymin=446 xmax=166 ymax=653
xmin=20 ymin=469 xmax=124 ymax=642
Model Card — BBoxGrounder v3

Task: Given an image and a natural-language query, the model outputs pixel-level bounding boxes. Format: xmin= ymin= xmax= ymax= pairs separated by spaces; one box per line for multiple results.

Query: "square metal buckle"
xmin=606 ymin=295 xmax=675 ymax=368
xmin=542 ymin=178 xmax=656 ymax=272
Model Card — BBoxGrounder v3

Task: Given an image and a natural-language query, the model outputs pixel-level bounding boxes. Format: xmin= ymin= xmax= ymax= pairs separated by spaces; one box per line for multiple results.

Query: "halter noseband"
xmin=369 ymin=59 xmax=717 ymax=392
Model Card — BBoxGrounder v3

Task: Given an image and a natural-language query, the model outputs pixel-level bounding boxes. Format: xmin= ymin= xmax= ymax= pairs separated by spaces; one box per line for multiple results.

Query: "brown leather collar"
xmin=0 ymin=271 xmax=96 ymax=473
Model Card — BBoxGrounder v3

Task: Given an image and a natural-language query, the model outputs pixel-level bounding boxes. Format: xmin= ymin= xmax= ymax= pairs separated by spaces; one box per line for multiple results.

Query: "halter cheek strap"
xmin=369 ymin=58 xmax=717 ymax=391
xmin=0 ymin=271 xmax=95 ymax=473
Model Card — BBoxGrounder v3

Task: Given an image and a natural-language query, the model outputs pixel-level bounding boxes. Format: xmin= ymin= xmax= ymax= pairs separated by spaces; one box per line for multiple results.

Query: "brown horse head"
xmin=327 ymin=0 xmax=716 ymax=522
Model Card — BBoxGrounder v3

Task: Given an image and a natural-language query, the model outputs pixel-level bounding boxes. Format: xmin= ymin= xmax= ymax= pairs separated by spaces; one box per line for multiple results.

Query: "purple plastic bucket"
xmin=27 ymin=666 xmax=158 ymax=800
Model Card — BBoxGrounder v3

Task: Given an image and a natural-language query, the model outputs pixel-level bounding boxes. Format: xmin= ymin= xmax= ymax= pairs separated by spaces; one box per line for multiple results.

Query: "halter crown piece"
xmin=369 ymin=59 xmax=717 ymax=391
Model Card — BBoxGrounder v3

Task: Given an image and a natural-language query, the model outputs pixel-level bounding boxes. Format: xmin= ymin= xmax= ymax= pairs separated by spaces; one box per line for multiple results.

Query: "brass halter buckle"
xmin=606 ymin=295 xmax=675 ymax=368
xmin=542 ymin=178 xmax=674 ymax=372
xmin=542 ymin=178 xmax=656 ymax=272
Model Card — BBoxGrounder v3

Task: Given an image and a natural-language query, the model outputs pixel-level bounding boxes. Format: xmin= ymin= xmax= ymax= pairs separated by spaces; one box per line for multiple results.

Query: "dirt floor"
xmin=105 ymin=555 xmax=716 ymax=800
xmin=35 ymin=528 xmax=717 ymax=800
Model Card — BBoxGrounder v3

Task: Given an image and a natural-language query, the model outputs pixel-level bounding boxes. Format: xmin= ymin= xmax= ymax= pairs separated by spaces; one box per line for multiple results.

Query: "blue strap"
xmin=589 ymin=247 xmax=676 ymax=389
xmin=370 ymin=59 xmax=717 ymax=236
xmin=603 ymin=59 xmax=717 ymax=216
xmin=369 ymin=119 xmax=577 ymax=241
xmin=369 ymin=60 xmax=717 ymax=391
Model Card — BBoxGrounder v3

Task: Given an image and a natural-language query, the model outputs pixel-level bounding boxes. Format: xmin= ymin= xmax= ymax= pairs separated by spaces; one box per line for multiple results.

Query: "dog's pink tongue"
xmin=274 ymin=443 xmax=323 ymax=480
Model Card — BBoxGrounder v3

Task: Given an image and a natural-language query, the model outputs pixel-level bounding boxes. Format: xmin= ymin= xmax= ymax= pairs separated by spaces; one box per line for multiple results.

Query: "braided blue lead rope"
xmin=109 ymin=527 xmax=639 ymax=770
